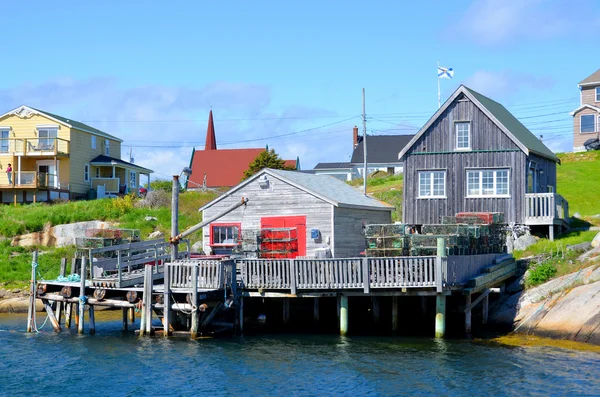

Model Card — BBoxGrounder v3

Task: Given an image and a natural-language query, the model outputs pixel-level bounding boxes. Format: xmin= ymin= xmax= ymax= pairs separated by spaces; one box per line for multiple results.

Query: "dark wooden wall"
xmin=402 ymin=96 xmax=556 ymax=225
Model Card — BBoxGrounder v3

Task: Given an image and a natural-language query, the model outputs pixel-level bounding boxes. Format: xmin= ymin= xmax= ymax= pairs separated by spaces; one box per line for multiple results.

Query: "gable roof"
xmin=90 ymin=155 xmax=153 ymax=173
xmin=398 ymin=85 xmax=559 ymax=163
xmin=351 ymin=134 xmax=414 ymax=164
xmin=200 ymin=168 xmax=393 ymax=212
xmin=0 ymin=105 xmax=123 ymax=142
xmin=579 ymin=69 xmax=600 ymax=86
xmin=570 ymin=103 xmax=600 ymax=116
xmin=314 ymin=162 xmax=354 ymax=170
xmin=188 ymin=148 xmax=264 ymax=188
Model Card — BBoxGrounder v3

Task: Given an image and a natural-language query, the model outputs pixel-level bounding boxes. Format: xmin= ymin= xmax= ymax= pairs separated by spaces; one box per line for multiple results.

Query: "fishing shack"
xmin=199 ymin=168 xmax=393 ymax=258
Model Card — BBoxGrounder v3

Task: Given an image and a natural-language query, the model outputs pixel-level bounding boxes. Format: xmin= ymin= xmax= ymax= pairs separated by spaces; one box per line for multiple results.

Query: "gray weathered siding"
xmin=202 ymin=174 xmax=333 ymax=257
xmin=402 ymin=96 xmax=552 ymax=225
xmin=333 ymin=207 xmax=392 ymax=257
xmin=529 ymin=153 xmax=557 ymax=193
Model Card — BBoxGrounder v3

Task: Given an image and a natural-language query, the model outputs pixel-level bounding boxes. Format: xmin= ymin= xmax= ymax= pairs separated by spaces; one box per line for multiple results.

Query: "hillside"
xmin=556 ymin=151 xmax=600 ymax=219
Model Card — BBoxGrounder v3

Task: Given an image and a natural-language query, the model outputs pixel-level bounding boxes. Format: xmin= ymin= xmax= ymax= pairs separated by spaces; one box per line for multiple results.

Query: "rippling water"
xmin=0 ymin=313 xmax=598 ymax=396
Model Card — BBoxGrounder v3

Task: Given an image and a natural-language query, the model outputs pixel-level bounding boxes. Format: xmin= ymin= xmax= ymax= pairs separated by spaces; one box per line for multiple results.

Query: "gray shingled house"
xmin=398 ymin=85 xmax=569 ymax=239
xmin=199 ymin=168 xmax=393 ymax=258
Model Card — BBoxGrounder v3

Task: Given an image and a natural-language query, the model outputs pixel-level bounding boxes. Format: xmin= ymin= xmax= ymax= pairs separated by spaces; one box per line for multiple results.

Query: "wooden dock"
xmin=30 ymin=238 xmax=517 ymax=338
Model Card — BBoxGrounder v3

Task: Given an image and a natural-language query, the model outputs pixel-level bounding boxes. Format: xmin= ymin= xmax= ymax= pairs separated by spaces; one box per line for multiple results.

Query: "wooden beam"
xmin=89 ymin=305 xmax=96 ymax=335
xmin=339 ymin=295 xmax=348 ymax=336
xmin=283 ymin=298 xmax=290 ymax=324
xmin=122 ymin=308 xmax=128 ymax=331
xmin=464 ymin=288 xmax=491 ymax=313
xmin=392 ymin=296 xmax=399 ymax=332
xmin=41 ymin=299 xmax=61 ymax=332
xmin=372 ymin=296 xmax=380 ymax=325
xmin=482 ymin=295 xmax=489 ymax=325
xmin=465 ymin=293 xmax=472 ymax=336
xmin=435 ymin=294 xmax=446 ymax=338
xmin=313 ymin=298 xmax=319 ymax=322
xmin=201 ymin=302 xmax=223 ymax=330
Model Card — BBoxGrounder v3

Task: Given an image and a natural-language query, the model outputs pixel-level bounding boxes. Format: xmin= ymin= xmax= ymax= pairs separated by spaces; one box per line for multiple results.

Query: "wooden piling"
xmin=122 ymin=308 xmax=128 ymax=331
xmin=339 ymin=295 xmax=348 ymax=336
xmin=65 ymin=303 xmax=72 ymax=328
xmin=163 ymin=260 xmax=171 ymax=338
xmin=78 ymin=257 xmax=87 ymax=335
xmin=129 ymin=307 xmax=135 ymax=324
xmin=435 ymin=294 xmax=446 ymax=338
xmin=283 ymin=298 xmax=290 ymax=324
xmin=238 ymin=297 xmax=244 ymax=334
xmin=74 ymin=304 xmax=80 ymax=329
xmin=26 ymin=251 xmax=38 ymax=333
xmin=139 ymin=266 xmax=148 ymax=336
xmin=42 ymin=298 xmax=61 ymax=332
xmin=482 ymin=295 xmax=489 ymax=325
xmin=392 ymin=296 xmax=399 ymax=332
xmin=89 ymin=306 xmax=96 ymax=335
xmin=372 ymin=296 xmax=380 ymax=325
xmin=313 ymin=298 xmax=319 ymax=322
xmin=190 ymin=264 xmax=199 ymax=339
xmin=465 ymin=293 xmax=472 ymax=336
xmin=55 ymin=258 xmax=67 ymax=326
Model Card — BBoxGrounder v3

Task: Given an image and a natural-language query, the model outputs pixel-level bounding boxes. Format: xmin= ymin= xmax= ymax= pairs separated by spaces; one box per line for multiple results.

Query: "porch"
xmin=524 ymin=193 xmax=569 ymax=240
xmin=0 ymin=171 xmax=66 ymax=189
xmin=90 ymin=155 xmax=152 ymax=197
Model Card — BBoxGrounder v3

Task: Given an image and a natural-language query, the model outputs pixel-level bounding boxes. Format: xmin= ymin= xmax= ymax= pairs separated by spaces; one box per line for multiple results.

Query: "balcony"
xmin=524 ymin=193 xmax=569 ymax=226
xmin=0 ymin=138 xmax=70 ymax=157
xmin=0 ymin=171 xmax=66 ymax=189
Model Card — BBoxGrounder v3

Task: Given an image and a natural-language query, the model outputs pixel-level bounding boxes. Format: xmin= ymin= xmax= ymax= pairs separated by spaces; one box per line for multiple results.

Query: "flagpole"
xmin=437 ymin=60 xmax=441 ymax=109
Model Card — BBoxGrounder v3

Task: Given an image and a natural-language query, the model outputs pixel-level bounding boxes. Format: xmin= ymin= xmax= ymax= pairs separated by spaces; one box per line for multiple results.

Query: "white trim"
xmin=596 ymin=87 xmax=600 ymax=102
xmin=580 ymin=114 xmax=596 ymax=134
xmin=0 ymin=126 xmax=11 ymax=130
xmin=398 ymin=85 xmax=529 ymax=160
xmin=455 ymin=121 xmax=471 ymax=151
xmin=84 ymin=163 xmax=90 ymax=183
xmin=36 ymin=159 xmax=60 ymax=188
xmin=579 ymin=81 xmax=600 ymax=88
xmin=417 ymin=170 xmax=446 ymax=199
xmin=465 ymin=168 xmax=510 ymax=198
xmin=570 ymin=103 xmax=600 ymax=116
xmin=91 ymin=135 xmax=97 ymax=150
xmin=36 ymin=124 xmax=60 ymax=129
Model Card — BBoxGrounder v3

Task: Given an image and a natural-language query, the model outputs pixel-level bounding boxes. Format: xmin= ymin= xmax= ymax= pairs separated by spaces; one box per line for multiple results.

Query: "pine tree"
xmin=242 ymin=149 xmax=294 ymax=180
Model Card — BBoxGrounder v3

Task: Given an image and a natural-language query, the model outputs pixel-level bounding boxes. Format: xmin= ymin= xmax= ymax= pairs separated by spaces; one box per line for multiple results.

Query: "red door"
xmin=260 ymin=216 xmax=306 ymax=258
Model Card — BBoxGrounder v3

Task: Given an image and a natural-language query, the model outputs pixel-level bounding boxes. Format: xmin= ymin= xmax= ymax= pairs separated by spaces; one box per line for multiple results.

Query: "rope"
xmin=79 ymin=295 xmax=88 ymax=304
xmin=56 ymin=274 xmax=81 ymax=282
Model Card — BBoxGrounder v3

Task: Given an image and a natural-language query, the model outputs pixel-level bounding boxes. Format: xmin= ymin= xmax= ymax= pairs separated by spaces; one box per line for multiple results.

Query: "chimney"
xmin=205 ymin=110 xmax=217 ymax=150
xmin=353 ymin=126 xmax=359 ymax=147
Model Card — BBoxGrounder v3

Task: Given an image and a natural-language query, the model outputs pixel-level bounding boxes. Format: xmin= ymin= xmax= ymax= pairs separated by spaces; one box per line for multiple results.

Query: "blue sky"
xmin=1 ymin=0 xmax=599 ymax=181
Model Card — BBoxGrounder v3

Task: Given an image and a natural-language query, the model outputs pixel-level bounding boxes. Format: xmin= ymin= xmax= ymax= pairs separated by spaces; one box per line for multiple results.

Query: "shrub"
xmin=526 ymin=260 xmax=557 ymax=287
xmin=135 ymin=190 xmax=171 ymax=209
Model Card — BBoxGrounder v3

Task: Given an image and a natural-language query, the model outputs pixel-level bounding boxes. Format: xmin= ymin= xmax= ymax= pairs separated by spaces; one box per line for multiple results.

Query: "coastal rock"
xmin=513 ymin=234 xmax=538 ymax=251
xmin=591 ymin=232 xmax=600 ymax=248
xmin=11 ymin=221 xmax=115 ymax=248
xmin=506 ymin=273 xmax=526 ymax=293
xmin=191 ymin=241 xmax=204 ymax=253
xmin=0 ymin=296 xmax=43 ymax=313
xmin=148 ymin=231 xmax=164 ymax=239
xmin=573 ymin=212 xmax=582 ymax=219
xmin=145 ymin=216 xmax=158 ymax=221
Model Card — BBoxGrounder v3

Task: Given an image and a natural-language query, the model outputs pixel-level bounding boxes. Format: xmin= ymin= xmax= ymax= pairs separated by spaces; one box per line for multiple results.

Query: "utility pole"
xmin=362 ymin=88 xmax=367 ymax=196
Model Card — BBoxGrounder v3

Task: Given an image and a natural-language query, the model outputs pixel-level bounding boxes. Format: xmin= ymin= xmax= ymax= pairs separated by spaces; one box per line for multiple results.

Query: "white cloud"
xmin=463 ymin=69 xmax=554 ymax=100
xmin=0 ymin=78 xmax=352 ymax=179
xmin=455 ymin=0 xmax=596 ymax=45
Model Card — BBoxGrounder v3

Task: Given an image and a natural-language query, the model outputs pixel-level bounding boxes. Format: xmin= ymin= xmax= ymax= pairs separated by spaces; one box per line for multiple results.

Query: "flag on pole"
xmin=438 ymin=66 xmax=454 ymax=79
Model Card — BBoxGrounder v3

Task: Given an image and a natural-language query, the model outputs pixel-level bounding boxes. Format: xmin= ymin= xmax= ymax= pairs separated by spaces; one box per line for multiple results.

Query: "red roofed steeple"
xmin=205 ymin=110 xmax=217 ymax=150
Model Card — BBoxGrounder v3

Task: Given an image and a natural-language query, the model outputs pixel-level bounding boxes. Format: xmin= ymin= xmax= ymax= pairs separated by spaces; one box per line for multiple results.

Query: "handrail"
xmin=525 ymin=193 xmax=569 ymax=220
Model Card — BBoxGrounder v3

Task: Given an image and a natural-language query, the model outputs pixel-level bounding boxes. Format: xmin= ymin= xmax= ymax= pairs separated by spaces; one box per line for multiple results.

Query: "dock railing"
xmin=166 ymin=259 xmax=236 ymax=291
xmin=524 ymin=193 xmax=569 ymax=225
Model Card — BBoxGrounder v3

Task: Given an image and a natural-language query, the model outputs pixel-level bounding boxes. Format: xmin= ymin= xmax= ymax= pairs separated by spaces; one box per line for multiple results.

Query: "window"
xmin=418 ymin=171 xmax=446 ymax=198
xmin=0 ymin=129 xmax=9 ymax=153
xmin=129 ymin=170 xmax=136 ymax=188
xmin=91 ymin=135 xmax=96 ymax=149
xmin=210 ymin=223 xmax=241 ymax=246
xmin=466 ymin=169 xmax=510 ymax=197
xmin=596 ymin=87 xmax=600 ymax=102
xmin=455 ymin=122 xmax=471 ymax=150
xmin=37 ymin=128 xmax=57 ymax=149
xmin=104 ymin=139 xmax=110 ymax=155
xmin=84 ymin=164 xmax=90 ymax=182
xmin=581 ymin=114 xmax=595 ymax=133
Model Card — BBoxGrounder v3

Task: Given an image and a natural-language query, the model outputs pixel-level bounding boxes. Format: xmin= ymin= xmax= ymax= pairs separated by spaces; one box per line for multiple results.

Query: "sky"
xmin=1 ymin=0 xmax=599 ymax=183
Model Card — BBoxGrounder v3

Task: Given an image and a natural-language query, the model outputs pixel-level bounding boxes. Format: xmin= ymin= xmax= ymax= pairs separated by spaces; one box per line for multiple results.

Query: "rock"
xmin=566 ymin=242 xmax=592 ymax=252
xmin=11 ymin=220 xmax=115 ymax=248
xmin=506 ymin=273 xmax=526 ymax=293
xmin=0 ymin=296 xmax=44 ymax=313
xmin=148 ymin=231 xmax=164 ymax=239
xmin=145 ymin=216 xmax=158 ymax=221
xmin=513 ymin=234 xmax=538 ymax=251
xmin=506 ymin=236 xmax=514 ymax=254
xmin=191 ymin=241 xmax=204 ymax=253
xmin=591 ymin=232 xmax=600 ymax=248
xmin=573 ymin=212 xmax=581 ymax=218
xmin=591 ymin=214 xmax=600 ymax=219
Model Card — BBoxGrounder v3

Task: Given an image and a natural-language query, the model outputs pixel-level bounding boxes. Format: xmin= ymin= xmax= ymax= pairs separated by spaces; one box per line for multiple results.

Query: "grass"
xmin=557 ymin=151 xmax=600 ymax=220
xmin=349 ymin=172 xmax=403 ymax=221
xmin=512 ymin=230 xmax=598 ymax=259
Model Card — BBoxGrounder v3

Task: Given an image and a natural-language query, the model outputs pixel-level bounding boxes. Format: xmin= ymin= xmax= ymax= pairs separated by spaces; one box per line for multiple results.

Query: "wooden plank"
xmin=467 ymin=262 xmax=517 ymax=288
xmin=482 ymin=258 xmax=515 ymax=273
xmin=362 ymin=258 xmax=370 ymax=293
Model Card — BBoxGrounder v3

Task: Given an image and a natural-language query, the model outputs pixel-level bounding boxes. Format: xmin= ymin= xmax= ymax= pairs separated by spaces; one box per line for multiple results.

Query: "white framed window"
xmin=37 ymin=127 xmax=58 ymax=149
xmin=0 ymin=129 xmax=10 ymax=153
xmin=418 ymin=170 xmax=446 ymax=198
xmin=581 ymin=114 xmax=595 ymax=133
xmin=455 ymin=122 xmax=471 ymax=150
xmin=104 ymin=139 xmax=110 ymax=155
xmin=596 ymin=87 xmax=600 ymax=102
xmin=129 ymin=170 xmax=136 ymax=188
xmin=466 ymin=169 xmax=510 ymax=197
xmin=84 ymin=164 xmax=90 ymax=182
xmin=91 ymin=135 xmax=97 ymax=149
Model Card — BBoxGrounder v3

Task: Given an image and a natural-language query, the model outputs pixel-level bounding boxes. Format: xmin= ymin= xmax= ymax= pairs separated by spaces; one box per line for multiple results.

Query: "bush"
xmin=526 ymin=260 xmax=558 ymax=287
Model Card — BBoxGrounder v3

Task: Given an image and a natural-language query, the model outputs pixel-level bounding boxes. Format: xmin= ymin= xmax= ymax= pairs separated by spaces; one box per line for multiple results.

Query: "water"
xmin=0 ymin=313 xmax=599 ymax=396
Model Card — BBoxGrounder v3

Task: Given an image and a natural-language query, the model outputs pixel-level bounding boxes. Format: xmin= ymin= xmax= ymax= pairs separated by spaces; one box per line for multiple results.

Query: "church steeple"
xmin=205 ymin=110 xmax=217 ymax=150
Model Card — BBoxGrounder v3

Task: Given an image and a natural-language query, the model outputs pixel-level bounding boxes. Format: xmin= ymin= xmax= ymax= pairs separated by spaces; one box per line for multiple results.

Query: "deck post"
xmin=65 ymin=303 xmax=72 ymax=328
xmin=435 ymin=294 xmax=446 ymax=338
xmin=392 ymin=296 xmax=399 ymax=332
xmin=482 ymin=295 xmax=489 ymax=325
xmin=26 ymin=251 xmax=38 ymax=333
xmin=290 ymin=259 xmax=297 ymax=295
xmin=465 ymin=293 xmax=472 ymax=336
xmin=42 ymin=298 xmax=61 ymax=332
xmin=145 ymin=265 xmax=153 ymax=335
xmin=362 ymin=257 xmax=370 ymax=293
xmin=283 ymin=298 xmax=290 ymax=324
xmin=339 ymin=295 xmax=348 ymax=336
xmin=78 ymin=257 xmax=87 ymax=335
xmin=117 ymin=250 xmax=122 ymax=288
xmin=139 ymin=265 xmax=148 ymax=336
xmin=163 ymin=262 xmax=171 ymax=338
xmin=129 ymin=307 xmax=135 ymax=324
xmin=372 ymin=296 xmax=380 ymax=325
xmin=549 ymin=225 xmax=554 ymax=242
xmin=313 ymin=298 xmax=319 ymax=322
xmin=89 ymin=305 xmax=96 ymax=335
xmin=238 ymin=296 xmax=244 ymax=334
xmin=190 ymin=264 xmax=199 ymax=339
xmin=122 ymin=308 xmax=128 ymax=331
xmin=55 ymin=258 xmax=67 ymax=326
xmin=436 ymin=238 xmax=445 ymax=293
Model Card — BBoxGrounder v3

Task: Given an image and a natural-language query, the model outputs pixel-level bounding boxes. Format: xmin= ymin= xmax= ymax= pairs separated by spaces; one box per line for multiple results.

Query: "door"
xmin=37 ymin=160 xmax=59 ymax=188
xmin=260 ymin=216 xmax=307 ymax=258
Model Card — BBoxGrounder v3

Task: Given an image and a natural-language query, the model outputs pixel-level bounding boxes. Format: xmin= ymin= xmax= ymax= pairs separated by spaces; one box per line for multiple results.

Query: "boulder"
xmin=145 ymin=216 xmax=158 ymax=221
xmin=573 ymin=212 xmax=582 ymax=219
xmin=148 ymin=230 xmax=164 ymax=239
xmin=191 ymin=241 xmax=204 ymax=253
xmin=11 ymin=221 xmax=115 ymax=247
xmin=513 ymin=234 xmax=538 ymax=251
xmin=591 ymin=232 xmax=600 ymax=248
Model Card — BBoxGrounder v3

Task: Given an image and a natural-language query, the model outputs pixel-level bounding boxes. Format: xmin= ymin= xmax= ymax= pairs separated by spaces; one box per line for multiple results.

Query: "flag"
xmin=438 ymin=66 xmax=454 ymax=79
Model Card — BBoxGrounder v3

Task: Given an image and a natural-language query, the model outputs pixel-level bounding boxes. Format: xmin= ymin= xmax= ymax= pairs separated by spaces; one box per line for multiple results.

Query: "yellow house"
xmin=0 ymin=105 xmax=153 ymax=204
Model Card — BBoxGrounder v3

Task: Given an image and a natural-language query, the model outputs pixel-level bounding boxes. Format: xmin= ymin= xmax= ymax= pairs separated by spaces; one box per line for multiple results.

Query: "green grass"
xmin=557 ymin=151 xmax=600 ymax=219
xmin=513 ymin=230 xmax=598 ymax=259
xmin=349 ymin=173 xmax=403 ymax=220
